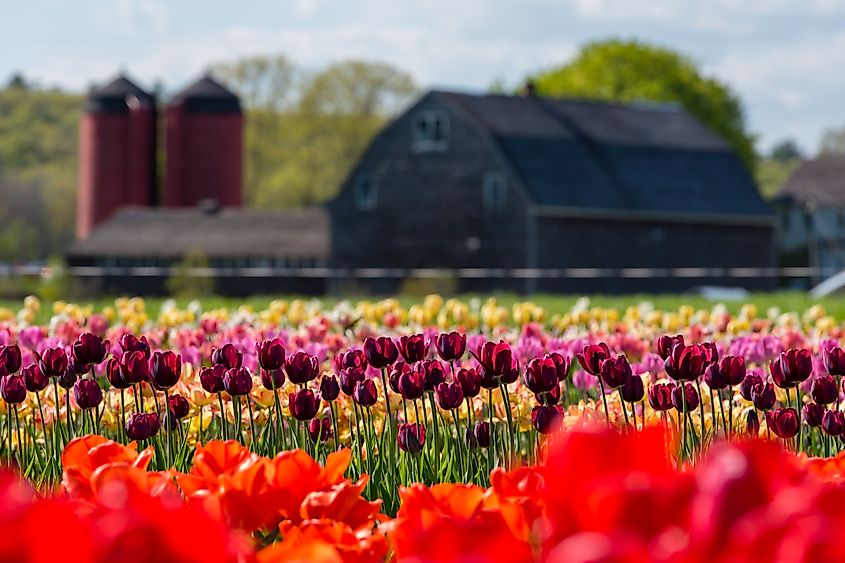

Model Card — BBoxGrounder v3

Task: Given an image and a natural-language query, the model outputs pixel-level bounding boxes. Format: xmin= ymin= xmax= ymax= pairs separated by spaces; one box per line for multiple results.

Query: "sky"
xmin=2 ymin=0 xmax=844 ymax=154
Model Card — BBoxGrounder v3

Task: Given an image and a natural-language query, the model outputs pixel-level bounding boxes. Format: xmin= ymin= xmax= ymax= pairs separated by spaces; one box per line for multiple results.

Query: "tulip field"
xmin=5 ymin=294 xmax=845 ymax=561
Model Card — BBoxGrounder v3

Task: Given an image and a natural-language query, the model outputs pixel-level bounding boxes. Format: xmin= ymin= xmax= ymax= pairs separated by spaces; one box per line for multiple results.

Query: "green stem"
xmin=217 ymin=393 xmax=228 ymax=440
xmin=598 ymin=376 xmax=611 ymax=429
xmin=246 ymin=395 xmax=257 ymax=450
xmin=619 ymin=389 xmax=630 ymax=432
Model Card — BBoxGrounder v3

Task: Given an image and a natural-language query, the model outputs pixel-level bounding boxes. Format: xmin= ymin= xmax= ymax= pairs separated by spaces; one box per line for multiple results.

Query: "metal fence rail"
xmin=1 ymin=264 xmax=838 ymax=280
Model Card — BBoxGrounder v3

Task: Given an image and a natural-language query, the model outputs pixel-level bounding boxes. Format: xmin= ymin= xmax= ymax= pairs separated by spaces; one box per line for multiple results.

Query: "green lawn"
xmin=2 ymin=291 xmax=844 ymax=324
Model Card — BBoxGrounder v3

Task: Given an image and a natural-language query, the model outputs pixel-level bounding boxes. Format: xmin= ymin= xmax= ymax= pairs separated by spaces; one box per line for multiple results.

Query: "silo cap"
xmin=84 ymin=74 xmax=155 ymax=113
xmin=170 ymin=74 xmax=241 ymax=114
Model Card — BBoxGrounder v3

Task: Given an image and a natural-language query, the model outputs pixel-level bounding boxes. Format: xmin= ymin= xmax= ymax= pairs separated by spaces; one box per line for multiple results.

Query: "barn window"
xmin=412 ymin=110 xmax=449 ymax=152
xmin=354 ymin=174 xmax=378 ymax=210
xmin=482 ymin=171 xmax=507 ymax=209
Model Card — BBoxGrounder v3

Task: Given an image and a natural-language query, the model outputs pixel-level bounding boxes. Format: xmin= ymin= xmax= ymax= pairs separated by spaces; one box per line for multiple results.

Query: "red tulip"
xmin=212 ymin=343 xmax=243 ymax=370
xmin=398 ymin=423 xmax=426 ymax=454
xmin=289 ymin=388 xmax=320 ymax=421
xmin=256 ymin=338 xmax=286 ymax=372
xmin=435 ymin=332 xmax=466 ymax=362
xmin=364 ymin=336 xmax=398 ymax=369
xmin=398 ymin=333 xmax=429 ymax=363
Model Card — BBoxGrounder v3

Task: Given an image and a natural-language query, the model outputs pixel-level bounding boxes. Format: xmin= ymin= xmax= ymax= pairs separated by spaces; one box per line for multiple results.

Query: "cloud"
xmin=96 ymin=0 xmax=169 ymax=34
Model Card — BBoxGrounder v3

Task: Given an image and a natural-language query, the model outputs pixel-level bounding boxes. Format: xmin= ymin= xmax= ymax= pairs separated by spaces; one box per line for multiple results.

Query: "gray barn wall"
xmin=330 ymin=94 xmax=530 ymax=293
xmin=534 ymin=216 xmax=776 ymax=293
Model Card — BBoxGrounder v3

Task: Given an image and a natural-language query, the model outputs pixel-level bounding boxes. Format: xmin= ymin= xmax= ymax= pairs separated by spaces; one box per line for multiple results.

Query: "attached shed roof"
xmin=776 ymin=156 xmax=845 ymax=207
xmin=68 ymin=207 xmax=330 ymax=259
xmin=437 ymin=91 xmax=771 ymax=219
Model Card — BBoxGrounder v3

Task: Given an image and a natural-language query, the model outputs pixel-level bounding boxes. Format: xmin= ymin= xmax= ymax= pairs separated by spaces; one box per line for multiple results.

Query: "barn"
xmin=328 ymin=90 xmax=776 ymax=293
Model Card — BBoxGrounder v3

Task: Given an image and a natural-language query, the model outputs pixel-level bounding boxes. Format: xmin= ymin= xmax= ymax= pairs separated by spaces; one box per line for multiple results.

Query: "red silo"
xmin=77 ymin=75 xmax=157 ymax=239
xmin=165 ymin=75 xmax=243 ymax=207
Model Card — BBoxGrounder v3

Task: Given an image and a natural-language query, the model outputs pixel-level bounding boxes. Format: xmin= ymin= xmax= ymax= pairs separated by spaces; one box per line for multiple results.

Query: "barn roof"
xmin=437 ymin=91 xmax=771 ymax=218
xmin=68 ymin=206 xmax=329 ymax=259
xmin=776 ymin=156 xmax=845 ymax=207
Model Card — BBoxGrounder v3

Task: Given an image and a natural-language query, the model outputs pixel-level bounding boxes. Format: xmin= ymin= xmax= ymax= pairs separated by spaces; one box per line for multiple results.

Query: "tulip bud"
xmin=260 ymin=366 xmax=285 ymax=391
xmin=256 ymin=338 xmax=286 ymax=372
xmin=619 ymin=373 xmax=645 ymax=403
xmin=531 ymin=404 xmax=563 ymax=434
xmin=340 ymin=367 xmax=364 ymax=396
xmin=599 ymin=355 xmax=632 ymax=389
xmin=72 ymin=333 xmax=109 ymax=367
xmin=665 ymin=343 xmax=706 ymax=382
xmin=73 ymin=378 xmax=103 ymax=410
xmin=398 ymin=334 xmax=428 ymax=364
xmin=745 ymin=409 xmax=760 ymax=436
xmin=364 ymin=336 xmax=399 ymax=369
xmin=811 ymin=375 xmax=838 ymax=406
xmin=389 ymin=362 xmax=410 ymax=394
xmin=766 ymin=407 xmax=799 ymax=439
xmin=352 ymin=379 xmax=378 ymax=407
xmin=37 ymin=347 xmax=68 ymax=379
xmin=125 ymin=412 xmax=159 ymax=441
xmin=576 ymin=342 xmax=611 ymax=376
xmin=475 ymin=340 xmax=514 ymax=377
xmin=435 ymin=381 xmax=464 ymax=410
xmin=771 ymin=349 xmax=813 ymax=389
xmin=474 ymin=421 xmax=491 ymax=448
xmin=656 ymin=334 xmax=684 ymax=361
xmin=212 ymin=343 xmax=243 ymax=370
xmin=751 ymin=382 xmax=776 ymax=411
xmin=719 ymin=356 xmax=746 ymax=386
xmin=106 ymin=357 xmax=131 ymax=390
xmin=549 ymin=352 xmax=571 ymax=382
xmin=1 ymin=374 xmax=27 ymax=404
xmin=0 ymin=344 xmax=22 ymax=375
xmin=822 ymin=409 xmax=845 ymax=436
xmin=223 ymin=367 xmax=253 ymax=396
xmin=435 ymin=332 xmax=466 ymax=362
xmin=456 ymin=367 xmax=481 ymax=399
xmin=150 ymin=351 xmax=181 ymax=390
xmin=58 ymin=365 xmax=78 ymax=390
xmin=803 ymin=403 xmax=824 ymax=428
xmin=420 ymin=360 xmax=446 ymax=392
xmin=308 ymin=417 xmax=333 ymax=443
xmin=397 ymin=423 xmax=425 ymax=454
xmin=648 ymin=383 xmax=675 ymax=412
xmin=335 ymin=349 xmax=367 ymax=373
xmin=21 ymin=364 xmax=48 ymax=393
xmin=672 ymin=382 xmax=699 ymax=413
xmin=119 ymin=350 xmax=149 ymax=385
xmin=168 ymin=393 xmax=190 ymax=419
xmin=319 ymin=375 xmax=340 ymax=402
xmin=703 ymin=362 xmax=727 ymax=390
xmin=289 ymin=388 xmax=320 ymax=421
xmin=739 ymin=373 xmax=763 ymax=401
xmin=398 ymin=368 xmax=425 ymax=401
xmin=824 ymin=346 xmax=845 ymax=376
xmin=285 ymin=351 xmax=320 ymax=385
xmin=200 ymin=364 xmax=226 ymax=394
xmin=525 ymin=356 xmax=560 ymax=394
xmin=119 ymin=334 xmax=151 ymax=359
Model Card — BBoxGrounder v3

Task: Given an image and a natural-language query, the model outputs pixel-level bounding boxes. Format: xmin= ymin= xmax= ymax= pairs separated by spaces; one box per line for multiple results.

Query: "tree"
xmin=212 ymin=55 xmax=299 ymax=112
xmin=529 ymin=39 xmax=756 ymax=170
xmin=819 ymin=126 xmax=845 ymax=156
xmin=770 ymin=139 xmax=803 ymax=162
xmin=213 ymin=56 xmax=417 ymax=207
xmin=298 ymin=59 xmax=416 ymax=117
